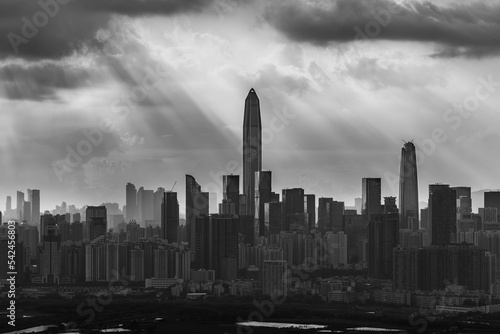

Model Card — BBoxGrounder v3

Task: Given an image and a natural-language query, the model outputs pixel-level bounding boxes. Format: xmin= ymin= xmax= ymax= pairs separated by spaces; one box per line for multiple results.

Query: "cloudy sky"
xmin=1 ymin=0 xmax=500 ymax=214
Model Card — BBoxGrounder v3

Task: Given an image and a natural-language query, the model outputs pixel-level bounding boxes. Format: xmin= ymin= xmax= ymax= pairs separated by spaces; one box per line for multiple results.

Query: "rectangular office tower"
xmin=16 ymin=191 xmax=24 ymax=221
xmin=368 ymin=213 xmax=399 ymax=279
xmin=39 ymin=214 xmax=62 ymax=284
xmin=485 ymin=191 xmax=500 ymax=221
xmin=161 ymin=192 xmax=179 ymax=243
xmin=282 ymin=188 xmax=305 ymax=232
xmin=318 ymin=198 xmax=344 ymax=234
xmin=429 ymin=184 xmax=457 ymax=245
xmin=399 ymin=142 xmax=419 ymax=229
xmin=31 ymin=189 xmax=40 ymax=226
xmin=86 ymin=206 xmax=107 ymax=241
xmin=223 ymin=175 xmax=240 ymax=215
xmin=126 ymin=183 xmax=137 ymax=222
xmin=243 ymin=88 xmax=262 ymax=217
xmin=304 ymin=194 xmax=315 ymax=232
xmin=362 ymin=178 xmax=382 ymax=221
xmin=209 ymin=215 xmax=239 ymax=280
xmin=255 ymin=171 xmax=272 ymax=239
xmin=186 ymin=175 xmax=209 ymax=252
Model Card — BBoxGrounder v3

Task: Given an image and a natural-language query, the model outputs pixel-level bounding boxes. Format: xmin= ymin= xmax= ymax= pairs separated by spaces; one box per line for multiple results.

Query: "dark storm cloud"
xmin=0 ymin=0 xmax=218 ymax=60
xmin=0 ymin=62 xmax=94 ymax=100
xmin=263 ymin=0 xmax=500 ymax=58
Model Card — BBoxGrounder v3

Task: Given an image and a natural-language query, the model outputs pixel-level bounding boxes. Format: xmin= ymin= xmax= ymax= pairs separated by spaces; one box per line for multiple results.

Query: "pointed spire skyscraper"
xmin=399 ymin=141 xmax=419 ymax=230
xmin=243 ymin=88 xmax=262 ymax=216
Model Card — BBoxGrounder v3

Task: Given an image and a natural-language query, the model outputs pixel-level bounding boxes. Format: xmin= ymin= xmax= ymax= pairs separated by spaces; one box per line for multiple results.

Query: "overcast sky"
xmin=1 ymin=0 xmax=499 ymax=214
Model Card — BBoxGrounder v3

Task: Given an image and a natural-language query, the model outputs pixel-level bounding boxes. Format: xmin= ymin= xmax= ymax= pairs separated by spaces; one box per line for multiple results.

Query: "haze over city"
xmin=1 ymin=0 xmax=500 ymax=213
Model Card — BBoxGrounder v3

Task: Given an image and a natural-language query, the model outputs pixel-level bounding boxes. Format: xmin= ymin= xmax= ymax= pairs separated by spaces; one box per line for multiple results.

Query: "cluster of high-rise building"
xmin=1 ymin=89 xmax=499 ymax=308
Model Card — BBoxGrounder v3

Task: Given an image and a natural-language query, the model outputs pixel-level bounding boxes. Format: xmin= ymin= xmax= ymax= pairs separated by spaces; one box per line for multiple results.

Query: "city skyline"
xmin=2 ymin=0 xmax=500 ymax=212
xmin=3 ymin=2 xmax=500 ymax=331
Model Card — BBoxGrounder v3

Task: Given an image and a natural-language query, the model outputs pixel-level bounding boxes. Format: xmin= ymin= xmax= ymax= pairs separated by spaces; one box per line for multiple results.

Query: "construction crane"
xmin=170 ymin=181 xmax=177 ymax=192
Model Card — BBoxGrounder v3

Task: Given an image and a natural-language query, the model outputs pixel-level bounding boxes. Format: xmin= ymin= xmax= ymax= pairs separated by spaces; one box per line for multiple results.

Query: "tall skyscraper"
xmin=223 ymin=175 xmax=240 ymax=215
xmin=399 ymin=141 xmax=419 ymax=230
xmin=243 ymin=88 xmax=262 ymax=217
xmin=255 ymin=171 xmax=272 ymax=238
xmin=186 ymin=175 xmax=209 ymax=250
xmin=31 ymin=190 xmax=40 ymax=226
xmin=161 ymin=191 xmax=179 ymax=243
xmin=429 ymin=184 xmax=456 ymax=245
xmin=368 ymin=213 xmax=399 ymax=279
xmin=399 ymin=142 xmax=419 ymax=229
xmin=16 ymin=191 xmax=24 ymax=221
xmin=126 ymin=183 xmax=137 ymax=222
xmin=362 ymin=178 xmax=382 ymax=221
xmin=209 ymin=215 xmax=239 ymax=280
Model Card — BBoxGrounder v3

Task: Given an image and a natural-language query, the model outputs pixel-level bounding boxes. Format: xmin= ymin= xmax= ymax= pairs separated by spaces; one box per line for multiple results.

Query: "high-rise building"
xmin=137 ymin=188 xmax=154 ymax=225
xmin=265 ymin=202 xmax=282 ymax=235
xmin=420 ymin=207 xmax=429 ymax=230
xmin=154 ymin=187 xmax=165 ymax=222
xmin=86 ymin=206 xmax=107 ymax=241
xmin=318 ymin=198 xmax=343 ymax=233
xmin=304 ymin=194 xmax=315 ymax=232
xmin=161 ymin=192 xmax=179 ymax=243
xmin=194 ymin=215 xmax=210 ymax=270
xmin=255 ymin=171 xmax=272 ymax=238
xmin=126 ymin=183 xmax=137 ymax=222
xmin=429 ymin=184 xmax=456 ymax=246
xmin=324 ymin=231 xmax=348 ymax=268
xmin=282 ymin=188 xmax=304 ymax=232
xmin=393 ymin=244 xmax=490 ymax=291
xmin=362 ymin=178 xmax=382 ymax=221
xmin=5 ymin=196 xmax=12 ymax=219
xmin=186 ymin=175 xmax=209 ymax=251
xmin=23 ymin=201 xmax=31 ymax=222
xmin=16 ymin=191 xmax=24 ymax=221
xmin=383 ymin=196 xmax=398 ymax=215
xmin=223 ymin=175 xmax=240 ymax=215
xmin=219 ymin=199 xmax=237 ymax=215
xmin=452 ymin=187 xmax=472 ymax=213
xmin=263 ymin=260 xmax=289 ymax=299
xmin=39 ymin=214 xmax=62 ymax=284
xmin=243 ymin=88 xmax=262 ymax=217
xmin=368 ymin=213 xmax=399 ymax=279
xmin=130 ymin=248 xmax=145 ymax=281
xmin=31 ymin=189 xmax=40 ymax=226
xmin=484 ymin=191 xmax=500 ymax=221
xmin=209 ymin=215 xmax=239 ymax=280
xmin=399 ymin=142 xmax=419 ymax=230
